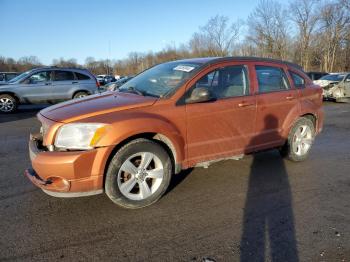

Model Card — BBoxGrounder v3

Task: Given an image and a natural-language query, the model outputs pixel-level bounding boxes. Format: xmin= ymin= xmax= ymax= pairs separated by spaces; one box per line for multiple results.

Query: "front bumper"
xmin=26 ymin=134 xmax=113 ymax=197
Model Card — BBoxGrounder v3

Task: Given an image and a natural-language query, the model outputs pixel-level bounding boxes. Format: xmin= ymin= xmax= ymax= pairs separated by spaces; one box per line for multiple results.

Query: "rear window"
xmin=289 ymin=71 xmax=305 ymax=88
xmin=75 ymin=72 xmax=91 ymax=80
xmin=54 ymin=71 xmax=75 ymax=81
xmin=256 ymin=66 xmax=290 ymax=93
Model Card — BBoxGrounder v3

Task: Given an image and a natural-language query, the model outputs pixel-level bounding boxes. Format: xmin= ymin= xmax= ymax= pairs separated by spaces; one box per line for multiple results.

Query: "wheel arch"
xmin=0 ymin=91 xmax=20 ymax=103
xmin=72 ymin=90 xmax=90 ymax=98
xmin=102 ymin=132 xmax=182 ymax=189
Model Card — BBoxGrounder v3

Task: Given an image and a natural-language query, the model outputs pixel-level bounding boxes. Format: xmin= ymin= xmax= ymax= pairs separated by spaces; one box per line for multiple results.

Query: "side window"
xmin=193 ymin=65 xmax=249 ymax=99
xmin=28 ymin=71 xmax=51 ymax=83
xmin=256 ymin=66 xmax=290 ymax=93
xmin=75 ymin=72 xmax=90 ymax=80
xmin=289 ymin=71 xmax=305 ymax=88
xmin=53 ymin=71 xmax=75 ymax=81
xmin=0 ymin=74 xmax=4 ymax=81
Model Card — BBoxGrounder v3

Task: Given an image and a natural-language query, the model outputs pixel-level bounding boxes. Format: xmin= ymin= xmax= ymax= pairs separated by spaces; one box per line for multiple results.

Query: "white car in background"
xmin=313 ymin=73 xmax=346 ymax=87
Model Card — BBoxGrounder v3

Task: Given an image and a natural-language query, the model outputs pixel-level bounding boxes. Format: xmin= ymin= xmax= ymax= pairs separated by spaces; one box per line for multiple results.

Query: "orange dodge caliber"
xmin=26 ymin=57 xmax=324 ymax=209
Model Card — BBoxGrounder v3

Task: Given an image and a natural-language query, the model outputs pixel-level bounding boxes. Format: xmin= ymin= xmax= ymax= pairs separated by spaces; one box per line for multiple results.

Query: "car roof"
xmin=171 ymin=56 xmax=304 ymax=71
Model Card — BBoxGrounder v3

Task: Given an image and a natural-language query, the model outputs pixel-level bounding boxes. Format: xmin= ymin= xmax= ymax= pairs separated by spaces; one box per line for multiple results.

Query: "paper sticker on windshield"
xmin=173 ymin=65 xmax=195 ymax=72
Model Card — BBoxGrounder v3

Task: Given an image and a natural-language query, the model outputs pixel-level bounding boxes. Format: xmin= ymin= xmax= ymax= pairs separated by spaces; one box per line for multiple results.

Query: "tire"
xmin=0 ymin=94 xmax=18 ymax=113
xmin=73 ymin=91 xmax=88 ymax=99
xmin=105 ymin=138 xmax=172 ymax=209
xmin=279 ymin=117 xmax=315 ymax=162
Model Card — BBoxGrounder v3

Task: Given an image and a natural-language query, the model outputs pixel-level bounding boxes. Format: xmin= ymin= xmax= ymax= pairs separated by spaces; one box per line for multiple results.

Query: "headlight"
xmin=54 ymin=123 xmax=108 ymax=150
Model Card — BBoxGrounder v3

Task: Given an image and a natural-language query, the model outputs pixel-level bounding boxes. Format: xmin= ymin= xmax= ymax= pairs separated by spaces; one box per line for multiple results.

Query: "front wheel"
xmin=280 ymin=117 xmax=315 ymax=162
xmin=105 ymin=138 xmax=172 ymax=209
xmin=0 ymin=94 xmax=18 ymax=113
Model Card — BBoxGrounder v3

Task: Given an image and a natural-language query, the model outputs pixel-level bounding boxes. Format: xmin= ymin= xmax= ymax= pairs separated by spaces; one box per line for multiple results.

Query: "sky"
xmin=0 ymin=0 xmax=281 ymax=64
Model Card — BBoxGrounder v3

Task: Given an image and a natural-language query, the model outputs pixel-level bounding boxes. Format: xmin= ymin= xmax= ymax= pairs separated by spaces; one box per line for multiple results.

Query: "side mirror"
xmin=186 ymin=87 xmax=215 ymax=104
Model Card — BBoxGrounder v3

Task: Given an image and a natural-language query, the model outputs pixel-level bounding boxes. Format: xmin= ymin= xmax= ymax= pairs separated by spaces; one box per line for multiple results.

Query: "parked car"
xmin=306 ymin=71 xmax=328 ymax=81
xmin=0 ymin=67 xmax=99 ymax=113
xmin=0 ymin=72 xmax=20 ymax=84
xmin=96 ymin=75 xmax=116 ymax=86
xmin=25 ymin=57 xmax=323 ymax=209
xmin=322 ymin=72 xmax=350 ymax=102
xmin=104 ymin=76 xmax=134 ymax=91
xmin=313 ymin=73 xmax=346 ymax=88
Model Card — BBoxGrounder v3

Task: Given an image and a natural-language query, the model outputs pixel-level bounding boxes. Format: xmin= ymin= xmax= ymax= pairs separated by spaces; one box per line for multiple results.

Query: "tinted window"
xmin=75 ymin=72 xmax=90 ymax=80
xmin=54 ymin=71 xmax=75 ymax=81
xmin=28 ymin=71 xmax=51 ymax=83
xmin=0 ymin=74 xmax=4 ymax=81
xmin=193 ymin=65 xmax=249 ymax=99
xmin=290 ymin=71 xmax=305 ymax=88
xmin=256 ymin=66 xmax=290 ymax=93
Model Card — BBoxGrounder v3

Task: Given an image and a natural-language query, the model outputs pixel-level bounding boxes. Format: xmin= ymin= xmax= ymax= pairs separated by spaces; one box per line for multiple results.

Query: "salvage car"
xmin=313 ymin=73 xmax=346 ymax=88
xmin=25 ymin=57 xmax=324 ymax=209
xmin=322 ymin=72 xmax=350 ymax=102
xmin=0 ymin=67 xmax=99 ymax=113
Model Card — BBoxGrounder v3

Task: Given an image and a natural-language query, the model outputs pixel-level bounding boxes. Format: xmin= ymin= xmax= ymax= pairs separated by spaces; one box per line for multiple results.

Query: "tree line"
xmin=1 ymin=0 xmax=349 ymax=76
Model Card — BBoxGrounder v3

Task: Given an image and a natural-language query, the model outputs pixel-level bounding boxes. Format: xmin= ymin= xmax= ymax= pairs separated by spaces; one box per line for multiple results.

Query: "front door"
xmin=185 ymin=63 xmax=256 ymax=166
xmin=20 ymin=70 xmax=53 ymax=104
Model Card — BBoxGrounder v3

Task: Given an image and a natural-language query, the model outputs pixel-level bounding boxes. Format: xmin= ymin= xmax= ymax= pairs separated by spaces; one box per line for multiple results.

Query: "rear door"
xmin=185 ymin=62 xmax=256 ymax=165
xmin=75 ymin=71 xmax=95 ymax=94
xmin=19 ymin=70 xmax=53 ymax=103
xmin=51 ymin=70 xmax=78 ymax=102
xmin=253 ymin=64 xmax=299 ymax=150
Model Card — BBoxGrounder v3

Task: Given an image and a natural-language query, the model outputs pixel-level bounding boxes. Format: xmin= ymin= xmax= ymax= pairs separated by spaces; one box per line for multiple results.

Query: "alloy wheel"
xmin=117 ymin=152 xmax=164 ymax=200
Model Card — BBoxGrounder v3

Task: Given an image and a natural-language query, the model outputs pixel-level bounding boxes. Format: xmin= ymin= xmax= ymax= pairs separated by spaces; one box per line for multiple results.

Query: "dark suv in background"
xmin=0 ymin=67 xmax=99 ymax=113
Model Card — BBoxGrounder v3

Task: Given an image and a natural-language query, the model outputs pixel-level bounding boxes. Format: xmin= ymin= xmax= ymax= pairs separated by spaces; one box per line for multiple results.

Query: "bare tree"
xmin=246 ymin=0 xmax=290 ymax=59
xmin=189 ymin=15 xmax=242 ymax=57
xmin=289 ymin=0 xmax=319 ymax=71
xmin=317 ymin=1 xmax=350 ymax=71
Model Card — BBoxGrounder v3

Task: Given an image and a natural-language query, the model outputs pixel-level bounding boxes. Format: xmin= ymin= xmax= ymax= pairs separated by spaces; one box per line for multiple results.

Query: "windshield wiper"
xmin=120 ymin=86 xmax=159 ymax=98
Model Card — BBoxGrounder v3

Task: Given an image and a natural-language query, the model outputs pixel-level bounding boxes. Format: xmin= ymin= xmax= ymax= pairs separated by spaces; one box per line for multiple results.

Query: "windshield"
xmin=7 ymin=70 xmax=33 ymax=83
xmin=319 ymin=74 xmax=345 ymax=81
xmin=119 ymin=61 xmax=201 ymax=97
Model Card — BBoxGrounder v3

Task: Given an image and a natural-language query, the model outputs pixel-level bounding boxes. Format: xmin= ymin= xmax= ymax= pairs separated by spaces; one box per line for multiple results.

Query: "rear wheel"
xmin=280 ymin=117 xmax=315 ymax=162
xmin=73 ymin=91 xmax=88 ymax=99
xmin=0 ymin=94 xmax=17 ymax=113
xmin=105 ymin=138 xmax=172 ymax=209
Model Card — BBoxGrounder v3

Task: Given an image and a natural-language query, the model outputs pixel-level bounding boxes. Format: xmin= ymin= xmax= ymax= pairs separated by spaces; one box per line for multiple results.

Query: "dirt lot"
xmin=0 ymin=102 xmax=349 ymax=261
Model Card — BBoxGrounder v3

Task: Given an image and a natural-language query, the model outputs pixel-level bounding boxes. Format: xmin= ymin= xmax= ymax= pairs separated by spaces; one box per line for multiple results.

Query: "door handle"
xmin=286 ymin=95 xmax=295 ymax=100
xmin=238 ymin=102 xmax=254 ymax=108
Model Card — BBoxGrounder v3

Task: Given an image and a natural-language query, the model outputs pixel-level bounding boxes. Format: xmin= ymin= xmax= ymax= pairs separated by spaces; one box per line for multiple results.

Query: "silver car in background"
xmin=0 ymin=67 xmax=99 ymax=113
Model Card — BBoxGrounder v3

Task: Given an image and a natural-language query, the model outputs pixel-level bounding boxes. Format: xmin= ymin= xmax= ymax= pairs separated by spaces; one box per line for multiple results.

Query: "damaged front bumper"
xmin=25 ymin=134 xmax=111 ymax=198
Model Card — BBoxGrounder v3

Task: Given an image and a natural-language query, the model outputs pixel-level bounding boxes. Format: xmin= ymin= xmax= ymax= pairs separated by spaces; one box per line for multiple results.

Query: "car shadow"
xmin=0 ymin=105 xmax=48 ymax=124
xmin=240 ymin=115 xmax=299 ymax=262
xmin=165 ymin=168 xmax=193 ymax=196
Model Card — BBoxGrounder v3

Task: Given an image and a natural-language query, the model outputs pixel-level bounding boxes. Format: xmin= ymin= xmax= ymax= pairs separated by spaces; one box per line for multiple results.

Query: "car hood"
xmin=313 ymin=79 xmax=339 ymax=87
xmin=40 ymin=91 xmax=157 ymax=123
